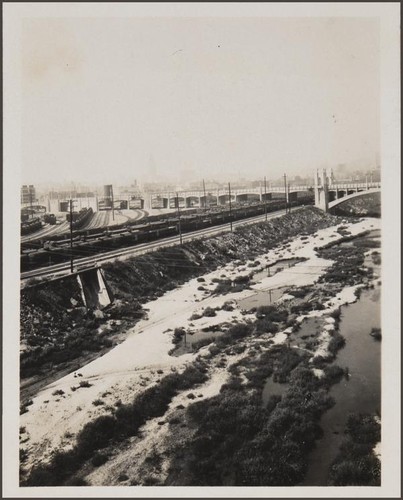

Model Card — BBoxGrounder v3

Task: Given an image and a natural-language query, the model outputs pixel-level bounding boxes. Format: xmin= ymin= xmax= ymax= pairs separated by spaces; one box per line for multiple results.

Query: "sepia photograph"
xmin=3 ymin=2 xmax=400 ymax=497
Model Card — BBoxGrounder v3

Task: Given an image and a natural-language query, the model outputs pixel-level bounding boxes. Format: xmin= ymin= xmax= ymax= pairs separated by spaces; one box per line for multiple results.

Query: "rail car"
xmin=66 ymin=207 xmax=94 ymax=229
xmin=21 ymin=217 xmax=42 ymax=236
xmin=20 ymin=197 xmax=313 ymax=272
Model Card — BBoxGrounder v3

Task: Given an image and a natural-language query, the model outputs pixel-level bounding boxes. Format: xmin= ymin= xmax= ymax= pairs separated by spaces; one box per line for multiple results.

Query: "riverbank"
xmin=20 ymin=211 xmax=380 ymax=486
xmin=20 ymin=207 xmax=342 ymax=396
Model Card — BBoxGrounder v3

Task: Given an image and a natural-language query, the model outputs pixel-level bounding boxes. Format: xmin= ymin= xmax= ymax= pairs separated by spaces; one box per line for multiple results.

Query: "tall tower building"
xmin=21 ymin=185 xmax=36 ymax=206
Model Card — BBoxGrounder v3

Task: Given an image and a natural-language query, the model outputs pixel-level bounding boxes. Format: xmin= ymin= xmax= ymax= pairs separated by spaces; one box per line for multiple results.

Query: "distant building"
xmin=21 ymin=185 xmax=36 ymax=206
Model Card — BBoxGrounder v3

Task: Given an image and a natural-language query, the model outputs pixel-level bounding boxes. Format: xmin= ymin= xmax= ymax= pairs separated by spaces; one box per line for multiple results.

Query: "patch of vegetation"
xmin=317 ymin=242 xmax=374 ymax=288
xmin=191 ymin=337 xmax=219 ymax=351
xmin=52 ymin=389 xmax=65 ymax=396
xmin=353 ymin=239 xmax=381 ymax=249
xmin=189 ymin=312 xmax=202 ymax=321
xmin=202 ymin=307 xmax=217 ymax=318
xmin=167 ymin=349 xmax=343 ymax=486
xmin=78 ymin=380 xmax=93 ymax=388
xmin=328 ymin=332 xmax=346 ymax=356
xmin=328 ymin=413 xmax=381 ymax=486
xmin=24 ymin=362 xmax=209 ymax=486
xmin=255 ymin=305 xmax=288 ymax=323
xmin=287 ymin=286 xmax=312 ymax=299
xmin=172 ymin=327 xmax=186 ymax=345
xmin=215 ymin=323 xmax=254 ymax=349
xmin=91 ymin=452 xmax=109 ymax=467
xmin=371 ymin=252 xmax=381 ymax=265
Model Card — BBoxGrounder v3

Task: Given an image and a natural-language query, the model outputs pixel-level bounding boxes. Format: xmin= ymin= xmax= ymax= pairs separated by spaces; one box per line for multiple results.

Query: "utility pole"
xmin=202 ymin=179 xmax=207 ymax=211
xmin=228 ymin=182 xmax=233 ymax=232
xmin=69 ymin=198 xmax=75 ymax=273
xmin=283 ymin=173 xmax=288 ymax=213
xmin=264 ymin=176 xmax=268 ymax=221
xmin=176 ymin=192 xmax=183 ymax=245
xmin=287 ymin=182 xmax=291 ymax=213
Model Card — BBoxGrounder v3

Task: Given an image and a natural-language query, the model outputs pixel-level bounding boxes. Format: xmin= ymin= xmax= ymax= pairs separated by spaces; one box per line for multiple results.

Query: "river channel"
xmin=302 ymin=281 xmax=381 ymax=485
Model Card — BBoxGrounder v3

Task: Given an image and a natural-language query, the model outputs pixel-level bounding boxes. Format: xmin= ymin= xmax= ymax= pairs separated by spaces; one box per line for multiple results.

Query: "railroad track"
xmin=21 ymin=209 xmax=288 ymax=283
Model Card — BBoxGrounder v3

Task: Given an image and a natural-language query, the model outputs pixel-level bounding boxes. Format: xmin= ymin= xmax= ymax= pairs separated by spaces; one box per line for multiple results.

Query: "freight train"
xmin=21 ymin=197 xmax=313 ymax=272
xmin=21 ymin=217 xmax=42 ymax=236
xmin=66 ymin=207 xmax=94 ymax=229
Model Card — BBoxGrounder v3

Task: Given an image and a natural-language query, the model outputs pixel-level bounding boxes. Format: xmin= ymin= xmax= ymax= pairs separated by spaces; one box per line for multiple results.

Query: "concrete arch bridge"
xmin=314 ymin=169 xmax=381 ymax=212
xmin=146 ymin=185 xmax=313 ymax=209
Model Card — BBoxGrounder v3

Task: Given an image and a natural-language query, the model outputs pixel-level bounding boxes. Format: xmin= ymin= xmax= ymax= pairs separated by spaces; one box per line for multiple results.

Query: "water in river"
xmin=237 ymin=287 xmax=288 ymax=311
xmin=252 ymin=258 xmax=304 ymax=282
xmin=302 ymin=283 xmax=381 ymax=485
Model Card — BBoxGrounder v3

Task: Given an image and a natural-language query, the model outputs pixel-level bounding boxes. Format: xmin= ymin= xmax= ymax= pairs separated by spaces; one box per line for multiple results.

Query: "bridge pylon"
xmin=314 ymin=168 xmax=330 ymax=212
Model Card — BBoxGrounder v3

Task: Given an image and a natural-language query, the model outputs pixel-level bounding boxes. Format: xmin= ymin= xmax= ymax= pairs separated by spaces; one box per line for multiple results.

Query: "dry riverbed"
xmin=20 ymin=214 xmax=381 ymax=486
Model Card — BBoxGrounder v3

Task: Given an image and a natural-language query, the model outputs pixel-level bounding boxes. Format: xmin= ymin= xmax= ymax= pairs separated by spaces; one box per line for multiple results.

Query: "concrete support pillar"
xmin=314 ymin=168 xmax=329 ymax=211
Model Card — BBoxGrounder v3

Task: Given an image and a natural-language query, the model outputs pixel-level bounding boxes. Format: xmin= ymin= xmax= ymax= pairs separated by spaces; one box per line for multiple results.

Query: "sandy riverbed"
xmin=20 ymin=217 xmax=380 ymax=473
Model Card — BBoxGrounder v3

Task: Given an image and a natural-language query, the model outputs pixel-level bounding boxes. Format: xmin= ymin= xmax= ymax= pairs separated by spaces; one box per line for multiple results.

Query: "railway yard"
xmin=20 ymin=198 xmax=313 ymax=276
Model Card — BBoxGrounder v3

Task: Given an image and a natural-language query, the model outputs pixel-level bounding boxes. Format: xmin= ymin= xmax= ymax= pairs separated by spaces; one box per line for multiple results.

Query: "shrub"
xmin=192 ymin=337 xmax=217 ymax=351
xmin=256 ymin=305 xmax=288 ymax=323
xmin=233 ymin=275 xmax=250 ymax=285
xmin=172 ymin=328 xmax=185 ymax=344
xmin=91 ymin=452 xmax=109 ymax=467
xmin=52 ymin=389 xmax=65 ymax=396
xmin=328 ymin=333 xmax=346 ymax=356
xmin=76 ymin=415 xmax=117 ymax=458
xmin=255 ymin=317 xmax=278 ymax=335
xmin=214 ymin=281 xmax=233 ymax=295
xmin=20 ymin=448 xmax=29 ymax=463
xmin=203 ymin=307 xmax=217 ymax=317
xmin=79 ymin=380 xmax=92 ymax=388
xmin=189 ymin=313 xmax=202 ymax=321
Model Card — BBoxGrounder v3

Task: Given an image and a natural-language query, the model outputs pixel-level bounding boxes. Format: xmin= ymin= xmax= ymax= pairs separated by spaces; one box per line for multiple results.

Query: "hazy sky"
xmin=21 ymin=16 xmax=380 ymax=185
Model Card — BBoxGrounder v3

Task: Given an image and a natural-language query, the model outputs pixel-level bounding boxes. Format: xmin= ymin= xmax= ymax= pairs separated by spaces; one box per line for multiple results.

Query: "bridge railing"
xmin=329 ymin=182 xmax=381 ymax=189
